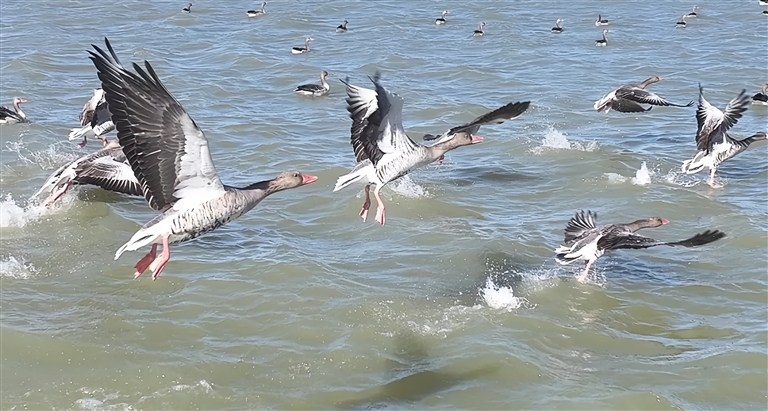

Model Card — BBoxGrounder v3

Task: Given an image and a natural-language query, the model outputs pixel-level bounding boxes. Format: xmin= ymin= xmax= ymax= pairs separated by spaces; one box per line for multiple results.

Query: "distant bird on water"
xmin=435 ymin=10 xmax=449 ymax=25
xmin=595 ymin=29 xmax=609 ymax=46
xmin=555 ymin=210 xmax=726 ymax=283
xmin=0 ymin=97 xmax=28 ymax=125
xmin=676 ymin=15 xmax=688 ymax=28
xmin=336 ymin=20 xmax=348 ymax=32
xmin=752 ymin=84 xmax=768 ymax=105
xmin=686 ymin=6 xmax=700 ymax=17
xmin=183 ymin=3 xmax=192 ymax=13
xmin=593 ymin=76 xmax=693 ymax=113
xmin=595 ymin=14 xmax=610 ymax=26
xmin=292 ymin=37 xmax=314 ymax=54
xmin=551 ymin=18 xmax=564 ymax=33
xmin=294 ymin=70 xmax=330 ymax=96
xmin=473 ymin=22 xmax=486 ymax=36
xmin=247 ymin=2 xmax=267 ymax=17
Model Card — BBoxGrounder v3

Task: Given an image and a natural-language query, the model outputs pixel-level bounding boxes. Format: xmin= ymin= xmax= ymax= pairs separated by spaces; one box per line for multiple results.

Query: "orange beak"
xmin=302 ymin=174 xmax=318 ymax=185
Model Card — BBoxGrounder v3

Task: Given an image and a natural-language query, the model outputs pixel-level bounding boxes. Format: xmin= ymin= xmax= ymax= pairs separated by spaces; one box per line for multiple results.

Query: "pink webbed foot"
xmin=438 ymin=155 xmax=444 ymax=165
xmin=43 ymin=181 xmax=73 ymax=206
xmin=133 ymin=244 xmax=158 ymax=279
xmin=359 ymin=185 xmax=371 ymax=222
xmin=148 ymin=234 xmax=171 ymax=280
xmin=97 ymin=135 xmax=108 ymax=147
xmin=375 ymin=206 xmax=386 ymax=226
xmin=77 ymin=136 xmax=88 ymax=148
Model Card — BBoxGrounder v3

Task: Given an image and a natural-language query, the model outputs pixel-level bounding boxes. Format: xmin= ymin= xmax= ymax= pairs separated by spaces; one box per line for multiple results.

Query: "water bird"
xmin=761 ymin=0 xmax=768 ymax=5
xmin=35 ymin=139 xmax=140 ymax=206
xmin=595 ymin=14 xmax=610 ymax=26
xmin=0 ymin=97 xmax=28 ymax=124
xmin=292 ymin=37 xmax=314 ymax=54
xmin=247 ymin=2 xmax=266 ymax=17
xmin=555 ymin=210 xmax=726 ymax=283
xmin=686 ymin=6 xmax=699 ymax=17
xmin=593 ymin=76 xmax=693 ymax=113
xmin=764 ymin=10 xmax=768 ymax=15
xmin=595 ymin=29 xmax=609 ymax=46
xmin=551 ymin=18 xmax=564 ymax=33
xmin=681 ymin=85 xmax=756 ymax=187
xmin=88 ymin=38 xmax=318 ymax=280
xmin=294 ymin=70 xmax=330 ymax=96
xmin=473 ymin=22 xmax=486 ymax=36
xmin=676 ymin=15 xmax=687 ymax=27
xmin=435 ymin=10 xmax=449 ymax=25
xmin=334 ymin=73 xmax=484 ymax=225
xmin=422 ymin=101 xmax=531 ymax=164
xmin=182 ymin=3 xmax=192 ymax=13
xmin=68 ymin=89 xmax=115 ymax=148
xmin=753 ymin=84 xmax=768 ymax=105
xmin=336 ymin=20 xmax=348 ymax=32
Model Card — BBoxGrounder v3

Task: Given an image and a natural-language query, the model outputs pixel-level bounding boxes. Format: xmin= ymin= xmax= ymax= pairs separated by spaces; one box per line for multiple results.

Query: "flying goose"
xmin=333 ymin=73 xmax=483 ymax=225
xmin=556 ymin=210 xmax=726 ymax=283
xmin=593 ymin=76 xmax=693 ymax=113
xmin=294 ymin=70 xmax=330 ymax=96
xmin=35 ymin=139 xmax=141 ymax=205
xmin=0 ymin=97 xmax=28 ymax=124
xmin=681 ymin=85 xmax=756 ymax=187
xmin=88 ymin=38 xmax=317 ymax=280
xmin=247 ymin=2 xmax=266 ymax=17
xmin=68 ymin=88 xmax=115 ymax=148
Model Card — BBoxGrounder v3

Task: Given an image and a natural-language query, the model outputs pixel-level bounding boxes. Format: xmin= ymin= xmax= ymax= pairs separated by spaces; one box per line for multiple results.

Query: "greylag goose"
xmin=435 ymin=10 xmax=449 ymax=25
xmin=182 ymin=3 xmax=192 ymax=13
xmin=422 ymin=100 xmax=531 ymax=163
xmin=292 ymin=37 xmax=314 ymax=54
xmin=294 ymin=70 xmax=330 ymax=96
xmin=69 ymin=88 xmax=115 ymax=148
xmin=595 ymin=29 xmax=609 ymax=46
xmin=89 ymin=38 xmax=317 ymax=279
xmin=0 ymin=97 xmax=28 ymax=124
xmin=593 ymin=76 xmax=693 ymax=113
xmin=752 ymin=84 xmax=768 ymax=105
xmin=681 ymin=85 xmax=756 ymax=187
xmin=595 ymin=14 xmax=610 ymax=26
xmin=247 ymin=2 xmax=266 ymax=17
xmin=35 ymin=139 xmax=141 ymax=205
xmin=473 ymin=22 xmax=486 ymax=37
xmin=336 ymin=20 xmax=348 ymax=32
xmin=685 ymin=6 xmax=699 ymax=17
xmin=333 ymin=73 xmax=483 ymax=225
xmin=551 ymin=18 xmax=564 ymax=33
xmin=676 ymin=15 xmax=688 ymax=28
xmin=555 ymin=210 xmax=726 ymax=283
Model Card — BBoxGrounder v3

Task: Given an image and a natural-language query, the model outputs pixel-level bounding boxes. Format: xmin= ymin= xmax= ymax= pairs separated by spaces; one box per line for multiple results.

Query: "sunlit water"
xmin=1 ymin=1 xmax=767 ymax=409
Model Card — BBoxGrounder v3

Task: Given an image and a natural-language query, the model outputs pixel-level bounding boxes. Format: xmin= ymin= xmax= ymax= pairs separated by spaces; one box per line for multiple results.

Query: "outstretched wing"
xmin=424 ymin=101 xmax=531 ymax=141
xmin=598 ymin=229 xmax=725 ymax=250
xmin=74 ymin=156 xmax=143 ymax=196
xmin=617 ymin=88 xmax=693 ymax=108
xmin=695 ymin=85 xmax=750 ymax=153
xmin=89 ymin=37 xmax=224 ymax=211
xmin=341 ymin=76 xmax=385 ymax=164
xmin=563 ymin=210 xmax=598 ymax=243
xmin=613 ymin=99 xmax=652 ymax=113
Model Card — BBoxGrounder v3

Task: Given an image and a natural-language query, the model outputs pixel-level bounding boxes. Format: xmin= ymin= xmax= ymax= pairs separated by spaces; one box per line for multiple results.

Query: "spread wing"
xmin=89 ymin=37 xmax=224 ymax=211
xmin=74 ymin=156 xmax=142 ymax=196
xmin=616 ymin=88 xmax=693 ymax=108
xmin=424 ymin=101 xmax=531 ymax=141
xmin=695 ymin=85 xmax=750 ymax=153
xmin=597 ymin=229 xmax=725 ymax=250
xmin=612 ymin=99 xmax=652 ymax=113
xmin=563 ymin=210 xmax=599 ymax=243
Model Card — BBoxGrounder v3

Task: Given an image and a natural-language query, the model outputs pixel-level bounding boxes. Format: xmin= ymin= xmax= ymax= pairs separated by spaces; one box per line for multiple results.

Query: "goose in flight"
xmin=594 ymin=76 xmax=693 ymax=113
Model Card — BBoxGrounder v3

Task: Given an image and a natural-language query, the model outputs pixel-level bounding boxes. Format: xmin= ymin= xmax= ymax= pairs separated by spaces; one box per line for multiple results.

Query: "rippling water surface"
xmin=1 ymin=1 xmax=767 ymax=409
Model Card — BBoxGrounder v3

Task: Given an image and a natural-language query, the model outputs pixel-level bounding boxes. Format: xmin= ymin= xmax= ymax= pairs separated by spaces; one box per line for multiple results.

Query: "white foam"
xmin=4 ymin=140 xmax=76 ymax=170
xmin=631 ymin=161 xmax=653 ymax=186
xmin=479 ymin=277 xmax=523 ymax=311
xmin=388 ymin=175 xmax=429 ymax=198
xmin=0 ymin=256 xmax=36 ymax=279
xmin=530 ymin=127 xmax=599 ymax=154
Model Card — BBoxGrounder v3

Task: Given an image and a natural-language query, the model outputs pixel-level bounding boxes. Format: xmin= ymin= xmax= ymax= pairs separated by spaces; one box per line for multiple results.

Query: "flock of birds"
xmin=0 ymin=3 xmax=766 ymax=284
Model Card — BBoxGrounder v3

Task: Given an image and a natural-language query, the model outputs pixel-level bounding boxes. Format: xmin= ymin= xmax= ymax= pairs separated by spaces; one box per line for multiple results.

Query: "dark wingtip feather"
xmin=670 ymin=230 xmax=726 ymax=247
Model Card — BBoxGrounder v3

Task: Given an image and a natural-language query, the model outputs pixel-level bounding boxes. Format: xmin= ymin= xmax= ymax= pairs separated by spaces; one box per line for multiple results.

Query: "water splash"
xmin=631 ymin=161 xmax=653 ymax=186
xmin=0 ymin=192 xmax=72 ymax=228
xmin=388 ymin=175 xmax=429 ymax=198
xmin=530 ymin=127 xmax=599 ymax=154
xmin=479 ymin=277 xmax=523 ymax=311
xmin=0 ymin=255 xmax=37 ymax=279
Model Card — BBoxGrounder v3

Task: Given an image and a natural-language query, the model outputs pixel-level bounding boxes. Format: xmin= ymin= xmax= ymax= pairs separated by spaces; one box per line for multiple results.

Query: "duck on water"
xmin=294 ymin=70 xmax=330 ymax=96
xmin=0 ymin=97 xmax=28 ymax=124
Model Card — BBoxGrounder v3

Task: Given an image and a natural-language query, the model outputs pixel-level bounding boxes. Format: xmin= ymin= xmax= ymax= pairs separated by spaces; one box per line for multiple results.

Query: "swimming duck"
xmin=473 ymin=22 xmax=486 ymax=36
xmin=247 ymin=2 xmax=266 ymax=17
xmin=294 ymin=70 xmax=330 ymax=96
xmin=292 ymin=37 xmax=314 ymax=54
xmin=552 ymin=18 xmax=564 ymax=33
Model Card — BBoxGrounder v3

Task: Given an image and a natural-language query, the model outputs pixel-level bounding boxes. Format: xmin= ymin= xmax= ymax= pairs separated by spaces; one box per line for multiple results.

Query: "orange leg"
xmin=148 ymin=233 xmax=171 ymax=280
xmin=77 ymin=136 xmax=88 ymax=148
xmin=373 ymin=187 xmax=386 ymax=226
xmin=133 ymin=244 xmax=157 ymax=279
xmin=359 ymin=185 xmax=371 ymax=222
xmin=44 ymin=180 xmax=73 ymax=206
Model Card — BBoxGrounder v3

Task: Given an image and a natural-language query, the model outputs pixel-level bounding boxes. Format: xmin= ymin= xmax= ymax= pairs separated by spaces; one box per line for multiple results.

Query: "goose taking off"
xmin=552 ymin=18 xmax=564 ymax=33
xmin=247 ymin=2 xmax=266 ymax=17
xmin=473 ymin=22 xmax=486 ymax=36
xmin=685 ymin=5 xmax=699 ymax=17
xmin=88 ymin=38 xmax=317 ymax=280
xmin=676 ymin=15 xmax=687 ymax=27
xmin=0 ymin=97 xmax=28 ymax=124
xmin=752 ymin=84 xmax=768 ymax=105
xmin=182 ymin=3 xmax=192 ymax=13
xmin=595 ymin=14 xmax=610 ymax=26
xmin=593 ymin=76 xmax=694 ymax=113
xmin=333 ymin=73 xmax=483 ymax=225
xmin=35 ymin=139 xmax=141 ymax=206
xmin=595 ymin=29 xmax=609 ymax=46
xmin=294 ymin=70 xmax=330 ymax=96
xmin=681 ymin=85 xmax=755 ymax=187
xmin=422 ymin=100 xmax=531 ymax=163
xmin=435 ymin=10 xmax=449 ymax=25
xmin=292 ymin=37 xmax=314 ymax=54
xmin=68 ymin=88 xmax=115 ymax=148
xmin=555 ymin=210 xmax=726 ymax=283
xmin=336 ymin=20 xmax=348 ymax=32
